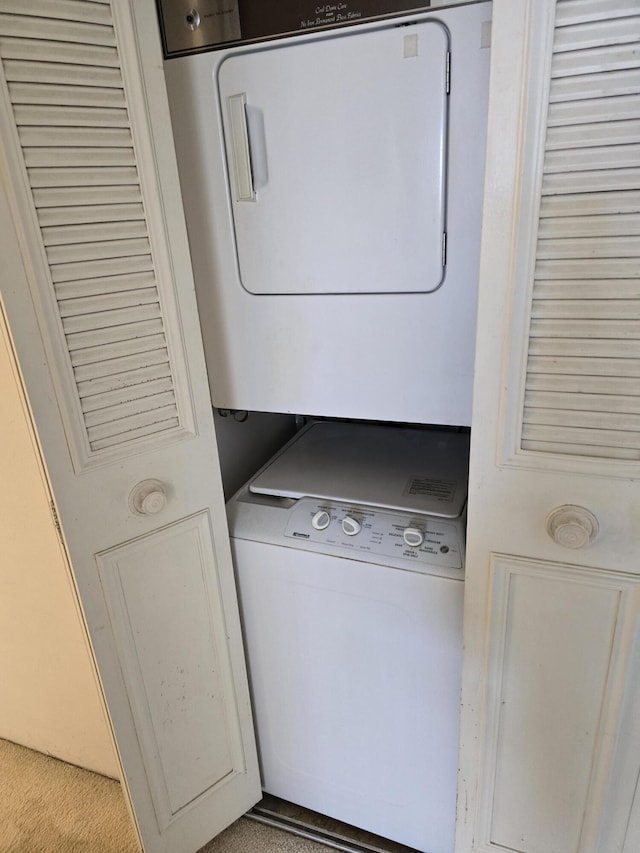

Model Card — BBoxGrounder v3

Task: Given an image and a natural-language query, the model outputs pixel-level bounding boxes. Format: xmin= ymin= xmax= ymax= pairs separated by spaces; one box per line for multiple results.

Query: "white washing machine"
xmin=159 ymin=1 xmax=491 ymax=426
xmin=226 ymin=421 xmax=469 ymax=853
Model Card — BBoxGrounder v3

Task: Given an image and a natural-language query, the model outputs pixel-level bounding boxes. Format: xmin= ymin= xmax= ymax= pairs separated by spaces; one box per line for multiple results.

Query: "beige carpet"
xmin=0 ymin=738 xmax=338 ymax=853
xmin=0 ymin=737 xmax=139 ymax=852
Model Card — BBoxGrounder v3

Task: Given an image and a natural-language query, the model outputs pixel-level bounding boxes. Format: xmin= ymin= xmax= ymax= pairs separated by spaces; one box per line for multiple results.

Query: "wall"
xmin=0 ymin=308 xmax=119 ymax=778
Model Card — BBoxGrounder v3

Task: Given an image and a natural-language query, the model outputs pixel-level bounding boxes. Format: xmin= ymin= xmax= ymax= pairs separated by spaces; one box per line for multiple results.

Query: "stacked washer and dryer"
xmin=158 ymin=2 xmax=491 ymax=850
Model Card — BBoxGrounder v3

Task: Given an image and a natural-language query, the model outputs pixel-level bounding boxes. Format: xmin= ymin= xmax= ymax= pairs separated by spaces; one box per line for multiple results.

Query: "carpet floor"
xmin=0 ymin=738 xmax=340 ymax=853
xmin=0 ymin=737 xmax=138 ymax=852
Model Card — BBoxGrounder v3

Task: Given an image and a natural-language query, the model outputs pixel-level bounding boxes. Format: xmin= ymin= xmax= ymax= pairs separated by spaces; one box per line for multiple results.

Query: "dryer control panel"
xmin=284 ymin=498 xmax=464 ymax=572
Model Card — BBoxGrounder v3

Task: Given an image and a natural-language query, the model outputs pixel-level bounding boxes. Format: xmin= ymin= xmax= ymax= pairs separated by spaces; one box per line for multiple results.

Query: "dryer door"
xmin=218 ymin=20 xmax=449 ymax=295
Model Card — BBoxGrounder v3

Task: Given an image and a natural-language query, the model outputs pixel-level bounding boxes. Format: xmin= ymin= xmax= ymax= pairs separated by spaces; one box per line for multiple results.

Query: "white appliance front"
xmin=231 ymin=534 xmax=463 ymax=853
xmin=163 ymin=2 xmax=491 ymax=425
xmin=226 ymin=422 xmax=468 ymax=852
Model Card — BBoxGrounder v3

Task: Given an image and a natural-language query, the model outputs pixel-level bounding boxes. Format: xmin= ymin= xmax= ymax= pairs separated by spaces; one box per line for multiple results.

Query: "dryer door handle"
xmin=228 ymin=94 xmax=269 ymax=201
xmin=228 ymin=93 xmax=255 ymax=201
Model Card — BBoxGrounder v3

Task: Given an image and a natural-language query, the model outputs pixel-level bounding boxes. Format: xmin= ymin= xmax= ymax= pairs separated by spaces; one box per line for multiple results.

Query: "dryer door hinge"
xmin=442 ymin=232 xmax=447 ymax=267
xmin=49 ymin=498 xmax=63 ymax=543
xmin=446 ymin=51 xmax=451 ymax=94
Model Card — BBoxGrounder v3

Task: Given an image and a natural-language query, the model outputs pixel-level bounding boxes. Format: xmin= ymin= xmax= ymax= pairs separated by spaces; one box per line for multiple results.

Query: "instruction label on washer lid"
xmin=405 ymin=477 xmax=457 ymax=502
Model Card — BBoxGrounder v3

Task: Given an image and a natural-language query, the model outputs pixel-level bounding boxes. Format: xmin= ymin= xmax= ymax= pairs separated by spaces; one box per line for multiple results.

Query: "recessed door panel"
xmin=218 ymin=21 xmax=448 ymax=295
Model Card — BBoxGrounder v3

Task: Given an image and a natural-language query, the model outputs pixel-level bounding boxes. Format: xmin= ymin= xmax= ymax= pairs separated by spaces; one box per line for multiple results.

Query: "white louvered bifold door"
xmin=459 ymin=3 xmax=640 ymax=853
xmin=0 ymin=3 xmax=261 ymax=852
xmin=522 ymin=0 xmax=640 ymax=461
xmin=0 ymin=0 xmax=190 ymax=467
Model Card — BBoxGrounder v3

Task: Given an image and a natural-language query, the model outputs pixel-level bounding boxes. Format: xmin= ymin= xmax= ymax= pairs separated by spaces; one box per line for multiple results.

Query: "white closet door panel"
xmin=97 ymin=513 xmax=242 ymax=825
xmin=520 ymin=0 xmax=640 ymax=461
xmin=0 ymin=2 xmax=261 ymax=852
xmin=476 ymin=556 xmax=640 ymax=853
xmin=460 ymin=4 xmax=640 ymax=852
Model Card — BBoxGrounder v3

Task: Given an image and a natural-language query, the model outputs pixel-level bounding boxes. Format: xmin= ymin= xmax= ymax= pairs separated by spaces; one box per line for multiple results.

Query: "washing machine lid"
xmin=249 ymin=421 xmax=469 ymax=518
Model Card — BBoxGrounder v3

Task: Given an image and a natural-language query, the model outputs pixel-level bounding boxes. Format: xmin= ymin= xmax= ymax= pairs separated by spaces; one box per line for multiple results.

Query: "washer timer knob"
xmin=312 ymin=510 xmax=331 ymax=531
xmin=403 ymin=527 xmax=424 ymax=548
xmin=342 ymin=516 xmax=362 ymax=536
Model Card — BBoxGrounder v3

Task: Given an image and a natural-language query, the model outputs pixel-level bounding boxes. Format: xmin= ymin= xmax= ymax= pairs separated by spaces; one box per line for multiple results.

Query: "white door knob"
xmin=545 ymin=505 xmax=599 ymax=549
xmin=129 ymin=479 xmax=167 ymax=516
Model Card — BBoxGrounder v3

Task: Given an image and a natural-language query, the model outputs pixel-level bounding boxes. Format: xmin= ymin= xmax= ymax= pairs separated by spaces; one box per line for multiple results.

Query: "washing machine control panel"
xmin=284 ymin=498 xmax=464 ymax=572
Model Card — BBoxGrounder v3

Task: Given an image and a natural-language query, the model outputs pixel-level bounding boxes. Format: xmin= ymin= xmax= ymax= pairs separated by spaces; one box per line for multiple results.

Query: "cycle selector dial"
xmin=342 ymin=516 xmax=362 ymax=536
xmin=403 ymin=527 xmax=425 ymax=548
xmin=311 ymin=510 xmax=331 ymax=531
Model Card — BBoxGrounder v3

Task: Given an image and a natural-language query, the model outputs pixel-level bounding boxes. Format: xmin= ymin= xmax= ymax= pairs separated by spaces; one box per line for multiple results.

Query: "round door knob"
xmin=403 ymin=527 xmax=424 ymax=548
xmin=312 ymin=510 xmax=331 ymax=531
xmin=545 ymin=504 xmax=599 ymax=549
xmin=129 ymin=479 xmax=167 ymax=516
xmin=342 ymin=516 xmax=362 ymax=536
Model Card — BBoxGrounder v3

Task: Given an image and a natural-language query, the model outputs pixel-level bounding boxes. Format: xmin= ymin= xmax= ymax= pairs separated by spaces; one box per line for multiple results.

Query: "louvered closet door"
xmin=523 ymin=0 xmax=640 ymax=461
xmin=458 ymin=2 xmax=640 ymax=853
xmin=0 ymin=0 xmax=184 ymax=462
xmin=0 ymin=2 xmax=260 ymax=852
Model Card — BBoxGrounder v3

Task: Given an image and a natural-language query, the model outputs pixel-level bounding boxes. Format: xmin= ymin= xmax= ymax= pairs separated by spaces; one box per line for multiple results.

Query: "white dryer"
xmin=226 ymin=421 xmax=469 ymax=853
xmin=160 ymin=1 xmax=492 ymax=426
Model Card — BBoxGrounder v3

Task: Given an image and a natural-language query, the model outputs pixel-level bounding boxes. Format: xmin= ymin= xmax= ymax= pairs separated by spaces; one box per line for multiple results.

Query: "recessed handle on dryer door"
xmin=228 ymin=93 xmax=255 ymax=202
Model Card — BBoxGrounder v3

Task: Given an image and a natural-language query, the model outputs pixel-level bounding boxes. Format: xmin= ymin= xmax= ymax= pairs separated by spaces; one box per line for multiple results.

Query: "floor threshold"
xmin=245 ymin=806 xmax=396 ymax=853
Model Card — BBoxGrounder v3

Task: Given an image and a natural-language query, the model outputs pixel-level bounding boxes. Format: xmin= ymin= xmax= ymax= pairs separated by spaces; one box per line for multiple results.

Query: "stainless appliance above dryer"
xmin=160 ymin=1 xmax=492 ymax=425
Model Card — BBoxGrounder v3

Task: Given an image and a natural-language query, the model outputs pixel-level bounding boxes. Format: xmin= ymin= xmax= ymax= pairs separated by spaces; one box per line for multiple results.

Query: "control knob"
xmin=403 ymin=527 xmax=424 ymax=548
xmin=342 ymin=516 xmax=362 ymax=536
xmin=311 ymin=510 xmax=331 ymax=531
